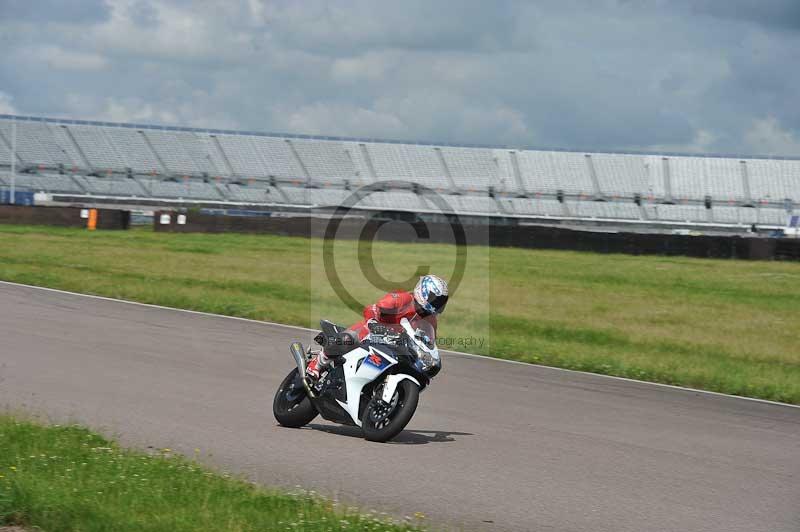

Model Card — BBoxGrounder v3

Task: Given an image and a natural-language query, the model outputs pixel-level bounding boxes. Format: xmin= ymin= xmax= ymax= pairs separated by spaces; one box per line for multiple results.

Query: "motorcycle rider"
xmin=306 ymin=274 xmax=449 ymax=380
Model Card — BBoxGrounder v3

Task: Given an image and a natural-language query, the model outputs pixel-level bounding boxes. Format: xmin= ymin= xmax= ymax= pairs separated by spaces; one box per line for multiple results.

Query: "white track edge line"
xmin=2 ymin=279 xmax=798 ymax=410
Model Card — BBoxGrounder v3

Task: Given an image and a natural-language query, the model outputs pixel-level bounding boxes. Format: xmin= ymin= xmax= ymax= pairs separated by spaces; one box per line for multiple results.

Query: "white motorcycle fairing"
xmin=334 ymin=345 xmax=418 ymax=427
xmin=381 ymin=373 xmax=421 ymax=403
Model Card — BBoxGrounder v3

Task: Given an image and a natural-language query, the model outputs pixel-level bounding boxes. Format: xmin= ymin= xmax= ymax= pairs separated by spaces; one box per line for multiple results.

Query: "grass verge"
xmin=0 ymin=416 xmax=421 ymax=532
xmin=0 ymin=224 xmax=798 ymax=404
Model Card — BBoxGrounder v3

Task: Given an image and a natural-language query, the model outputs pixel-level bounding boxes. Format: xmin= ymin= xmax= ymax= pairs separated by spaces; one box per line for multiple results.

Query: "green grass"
xmin=0 ymin=224 xmax=799 ymax=404
xmin=0 ymin=416 xmax=422 ymax=532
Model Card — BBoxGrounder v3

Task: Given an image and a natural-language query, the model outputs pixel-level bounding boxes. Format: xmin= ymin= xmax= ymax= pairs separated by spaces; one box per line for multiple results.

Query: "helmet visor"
xmin=426 ymin=292 xmax=448 ymax=314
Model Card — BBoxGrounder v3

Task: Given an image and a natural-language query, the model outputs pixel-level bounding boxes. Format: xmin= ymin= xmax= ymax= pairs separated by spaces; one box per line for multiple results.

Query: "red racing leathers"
xmin=348 ymin=290 xmax=437 ymax=341
xmin=306 ymin=290 xmax=438 ymax=379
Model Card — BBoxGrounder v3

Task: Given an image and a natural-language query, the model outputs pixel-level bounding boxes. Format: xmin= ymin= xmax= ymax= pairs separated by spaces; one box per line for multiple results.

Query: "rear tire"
xmin=362 ymin=379 xmax=419 ymax=442
xmin=273 ymin=368 xmax=318 ymax=428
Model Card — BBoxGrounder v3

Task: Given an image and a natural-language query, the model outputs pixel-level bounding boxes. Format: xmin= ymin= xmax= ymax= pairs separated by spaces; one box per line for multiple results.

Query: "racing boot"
xmin=305 ymin=349 xmax=330 ymax=381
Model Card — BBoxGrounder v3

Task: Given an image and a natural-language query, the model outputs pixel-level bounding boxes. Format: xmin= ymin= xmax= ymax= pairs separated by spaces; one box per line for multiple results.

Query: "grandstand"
xmin=0 ymin=114 xmax=797 ymax=229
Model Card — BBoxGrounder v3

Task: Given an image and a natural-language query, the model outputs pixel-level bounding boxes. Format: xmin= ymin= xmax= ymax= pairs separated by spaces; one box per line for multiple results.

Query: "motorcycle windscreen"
xmin=411 ymin=319 xmax=436 ymax=349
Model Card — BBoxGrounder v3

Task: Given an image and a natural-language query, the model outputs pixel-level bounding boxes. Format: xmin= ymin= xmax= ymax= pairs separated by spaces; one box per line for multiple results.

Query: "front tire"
xmin=273 ymin=368 xmax=318 ymax=428
xmin=362 ymin=379 xmax=419 ymax=442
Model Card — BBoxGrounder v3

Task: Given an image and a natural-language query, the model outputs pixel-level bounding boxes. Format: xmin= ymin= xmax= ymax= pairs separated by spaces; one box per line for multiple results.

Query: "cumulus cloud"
xmin=0 ymin=0 xmax=110 ymax=23
xmin=0 ymin=0 xmax=799 ymax=156
xmin=745 ymin=117 xmax=800 ymax=156
xmin=279 ymin=102 xmax=408 ymax=139
xmin=96 ymin=97 xmax=180 ymax=124
xmin=26 ymin=46 xmax=109 ymax=71
xmin=647 ymin=129 xmax=718 ymax=155
xmin=0 ymin=92 xmax=18 ymax=114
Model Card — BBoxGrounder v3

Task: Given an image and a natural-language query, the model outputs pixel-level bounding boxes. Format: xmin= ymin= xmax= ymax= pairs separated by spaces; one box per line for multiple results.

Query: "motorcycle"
xmin=273 ymin=317 xmax=441 ymax=442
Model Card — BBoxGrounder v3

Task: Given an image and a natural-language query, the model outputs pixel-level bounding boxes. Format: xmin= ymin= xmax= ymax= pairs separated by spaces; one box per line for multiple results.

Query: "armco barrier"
xmin=154 ymin=211 xmax=310 ymax=236
xmin=153 ymin=211 xmax=475 ymax=245
xmin=486 ymin=224 xmax=783 ymax=260
xmin=0 ymin=205 xmax=131 ymax=230
xmin=153 ymin=211 xmax=800 ymax=261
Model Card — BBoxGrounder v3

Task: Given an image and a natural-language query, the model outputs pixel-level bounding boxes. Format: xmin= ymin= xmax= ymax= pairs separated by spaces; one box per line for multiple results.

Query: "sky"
xmin=0 ymin=0 xmax=799 ymax=156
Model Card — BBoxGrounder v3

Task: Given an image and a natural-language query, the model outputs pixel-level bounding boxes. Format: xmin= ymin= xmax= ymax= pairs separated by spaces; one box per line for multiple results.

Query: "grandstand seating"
xmin=214 ymin=135 xmax=264 ymax=178
xmin=36 ymin=174 xmax=82 ymax=194
xmin=759 ymin=207 xmax=791 ymax=226
xmin=139 ymin=178 xmax=223 ymax=200
xmin=69 ymin=125 xmax=128 ymax=172
xmin=219 ymin=134 xmax=304 ymax=182
xmin=516 ymin=150 xmax=595 ymax=195
xmin=711 ymin=205 xmax=790 ymax=226
xmin=746 ymin=158 xmax=799 ymax=201
xmin=447 ymin=194 xmax=500 ymax=214
xmin=711 ymin=205 xmax=743 ymax=225
xmin=1 ymin=173 xmax=40 ymax=192
xmin=643 ymin=155 xmax=668 ymax=198
xmin=591 ymin=153 xmax=647 ymax=198
xmin=360 ymin=190 xmax=429 ymax=211
xmin=143 ymin=130 xmax=216 ymax=176
xmin=441 ymin=147 xmax=501 ymax=193
xmin=645 ymin=203 xmax=708 ymax=223
xmin=226 ymin=183 xmax=281 ymax=203
xmin=290 ymin=139 xmax=358 ymax=186
xmin=77 ymin=175 xmax=144 ymax=196
xmin=340 ymin=142 xmax=376 ymax=185
xmin=568 ymin=200 xmax=642 ymax=220
xmin=668 ymin=156 xmax=747 ymax=202
xmin=669 ymin=157 xmax=708 ymax=201
xmin=0 ymin=143 xmax=11 ymax=166
xmin=0 ymin=120 xmax=72 ymax=168
xmin=1 ymin=114 xmax=798 ymax=227
xmin=49 ymin=124 xmax=85 ymax=169
xmin=492 ymin=150 xmax=518 ymax=192
xmin=610 ymin=202 xmax=645 ymax=220
xmin=498 ymin=197 xmax=564 ymax=217
xmin=738 ymin=206 xmax=759 ymax=225
xmin=2 ymin=173 xmax=36 ymax=191
xmin=366 ymin=143 xmax=450 ymax=190
xmin=0 ymin=172 xmax=82 ymax=194
xmin=102 ymin=127 xmax=162 ymax=173
xmin=703 ymin=157 xmax=744 ymax=201
xmin=280 ymin=186 xmax=349 ymax=207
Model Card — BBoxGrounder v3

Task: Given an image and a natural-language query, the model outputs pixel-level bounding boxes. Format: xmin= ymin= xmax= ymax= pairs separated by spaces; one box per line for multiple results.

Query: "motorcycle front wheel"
xmin=273 ymin=368 xmax=318 ymax=428
xmin=361 ymin=380 xmax=419 ymax=442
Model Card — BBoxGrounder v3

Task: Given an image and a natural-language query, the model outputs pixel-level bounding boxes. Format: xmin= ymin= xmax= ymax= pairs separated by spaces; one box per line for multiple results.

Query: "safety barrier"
xmin=153 ymin=210 xmax=800 ymax=261
xmin=0 ymin=205 xmax=131 ymax=230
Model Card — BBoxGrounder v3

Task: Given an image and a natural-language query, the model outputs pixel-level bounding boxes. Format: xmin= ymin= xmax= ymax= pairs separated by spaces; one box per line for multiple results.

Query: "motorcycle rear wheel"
xmin=362 ymin=380 xmax=419 ymax=442
xmin=273 ymin=368 xmax=318 ymax=428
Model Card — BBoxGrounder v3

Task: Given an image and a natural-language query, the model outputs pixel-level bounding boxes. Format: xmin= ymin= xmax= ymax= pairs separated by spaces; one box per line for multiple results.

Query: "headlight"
xmin=418 ymin=349 xmax=437 ymax=371
xmin=404 ymin=327 xmax=440 ymax=372
xmin=411 ymin=343 xmax=439 ymax=372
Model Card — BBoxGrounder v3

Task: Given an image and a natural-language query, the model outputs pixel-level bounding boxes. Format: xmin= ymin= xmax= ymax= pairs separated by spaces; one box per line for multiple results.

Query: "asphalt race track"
xmin=1 ymin=282 xmax=798 ymax=532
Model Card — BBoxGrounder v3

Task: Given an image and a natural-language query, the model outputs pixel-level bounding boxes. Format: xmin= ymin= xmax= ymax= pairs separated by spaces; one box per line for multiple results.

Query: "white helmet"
xmin=413 ymin=274 xmax=449 ymax=315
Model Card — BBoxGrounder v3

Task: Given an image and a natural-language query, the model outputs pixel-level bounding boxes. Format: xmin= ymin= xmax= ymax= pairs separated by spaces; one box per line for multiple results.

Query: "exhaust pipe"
xmin=289 ymin=342 xmax=315 ymax=397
